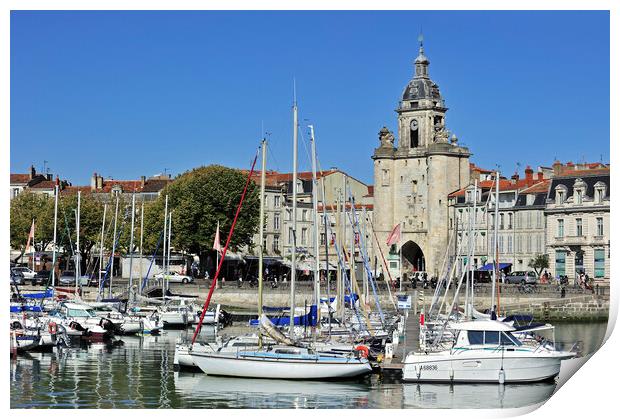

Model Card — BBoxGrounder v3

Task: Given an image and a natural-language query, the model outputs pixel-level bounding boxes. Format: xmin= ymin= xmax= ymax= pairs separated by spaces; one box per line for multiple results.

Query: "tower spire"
xmin=414 ymin=33 xmax=429 ymax=78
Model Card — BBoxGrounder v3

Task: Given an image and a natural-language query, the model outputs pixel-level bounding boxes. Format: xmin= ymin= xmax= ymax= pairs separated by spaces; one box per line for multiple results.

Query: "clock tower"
xmin=372 ymin=40 xmax=471 ymax=277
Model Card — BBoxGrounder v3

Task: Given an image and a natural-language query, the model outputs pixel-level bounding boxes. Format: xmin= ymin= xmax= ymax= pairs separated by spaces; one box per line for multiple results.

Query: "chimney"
xmin=46 ymin=173 xmax=52 ymax=181
xmin=525 ymin=166 xmax=534 ymax=182
xmin=140 ymin=176 xmax=146 ymax=188
xmin=29 ymin=165 xmax=36 ymax=180
xmin=552 ymin=160 xmax=562 ymax=176
xmin=511 ymin=172 xmax=519 ymax=184
xmin=55 ymin=176 xmax=60 ymax=187
xmin=91 ymin=173 xmax=98 ymax=191
xmin=96 ymin=174 xmax=103 ymax=189
xmin=537 ymin=171 xmax=544 ymax=181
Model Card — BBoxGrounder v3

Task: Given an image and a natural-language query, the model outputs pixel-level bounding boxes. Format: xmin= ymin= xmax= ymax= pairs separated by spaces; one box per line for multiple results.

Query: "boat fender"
xmin=48 ymin=322 xmax=57 ymax=335
xmin=354 ymin=344 xmax=370 ymax=358
xmin=499 ymin=369 xmax=505 ymax=384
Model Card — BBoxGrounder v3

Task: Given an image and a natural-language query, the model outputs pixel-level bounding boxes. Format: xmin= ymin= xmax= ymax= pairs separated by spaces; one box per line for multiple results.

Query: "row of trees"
xmin=10 ymin=165 xmax=260 ymax=274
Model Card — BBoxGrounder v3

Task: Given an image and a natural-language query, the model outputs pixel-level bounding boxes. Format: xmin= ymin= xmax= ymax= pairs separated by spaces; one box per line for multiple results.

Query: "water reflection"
xmin=9 ymin=321 xmax=605 ymax=409
xmin=402 ymin=382 xmax=556 ymax=409
xmin=174 ymin=373 xmax=371 ymax=408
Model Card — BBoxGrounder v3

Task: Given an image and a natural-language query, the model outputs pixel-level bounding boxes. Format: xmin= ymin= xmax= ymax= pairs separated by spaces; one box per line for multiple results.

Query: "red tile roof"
xmin=557 ymin=167 xmax=610 ymax=177
xmin=520 ymin=180 xmax=551 ymax=194
xmin=29 ymin=180 xmax=56 ymax=190
xmin=470 ymin=163 xmax=493 ymax=173
xmin=60 ymin=186 xmax=93 ymax=195
xmin=10 ymin=174 xmax=31 ymax=184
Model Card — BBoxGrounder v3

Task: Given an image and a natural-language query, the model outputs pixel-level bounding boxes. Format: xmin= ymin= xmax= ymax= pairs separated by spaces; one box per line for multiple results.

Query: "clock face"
xmin=410 ymin=119 xmax=419 ymax=131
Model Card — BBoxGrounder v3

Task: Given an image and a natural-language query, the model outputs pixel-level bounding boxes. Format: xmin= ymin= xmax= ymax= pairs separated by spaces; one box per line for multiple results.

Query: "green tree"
xmin=142 ymin=165 xmax=260 ymax=273
xmin=528 ymin=254 xmax=550 ymax=277
xmin=56 ymin=192 xmax=106 ymax=274
xmin=10 ymin=192 xmax=55 ymax=261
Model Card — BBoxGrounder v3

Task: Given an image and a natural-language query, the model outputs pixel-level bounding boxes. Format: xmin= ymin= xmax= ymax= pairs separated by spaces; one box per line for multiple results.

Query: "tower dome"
xmin=401 ymin=41 xmax=443 ymax=104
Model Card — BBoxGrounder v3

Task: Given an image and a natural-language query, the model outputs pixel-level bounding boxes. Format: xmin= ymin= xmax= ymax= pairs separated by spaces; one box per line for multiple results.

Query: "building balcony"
xmin=553 ymin=235 xmax=587 ymax=246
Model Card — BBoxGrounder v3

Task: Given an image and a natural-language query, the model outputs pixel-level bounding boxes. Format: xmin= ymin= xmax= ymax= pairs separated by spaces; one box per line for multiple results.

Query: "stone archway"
xmin=402 ymin=240 xmax=426 ymax=272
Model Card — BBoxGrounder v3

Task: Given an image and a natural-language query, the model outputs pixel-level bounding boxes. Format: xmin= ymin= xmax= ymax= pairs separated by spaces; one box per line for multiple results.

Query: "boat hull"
xmin=191 ymin=352 xmax=372 ymax=380
xmin=402 ymin=350 xmax=573 ymax=383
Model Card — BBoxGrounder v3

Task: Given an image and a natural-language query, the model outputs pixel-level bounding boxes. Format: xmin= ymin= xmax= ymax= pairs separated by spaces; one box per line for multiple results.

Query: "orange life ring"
xmin=48 ymin=321 xmax=57 ymax=335
xmin=355 ymin=344 xmax=370 ymax=358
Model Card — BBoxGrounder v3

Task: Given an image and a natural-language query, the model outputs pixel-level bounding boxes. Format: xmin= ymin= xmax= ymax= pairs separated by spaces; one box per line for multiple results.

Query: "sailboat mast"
xmin=109 ymin=195 xmax=119 ymax=298
xmin=31 ymin=219 xmax=36 ymax=272
xmin=98 ymin=204 xmax=107 ymax=292
xmin=289 ymin=93 xmax=298 ymax=337
xmin=167 ymin=210 xmax=173 ymax=293
xmin=320 ymin=177 xmax=332 ymax=337
xmin=163 ymin=195 xmax=168 ymax=291
xmin=75 ymin=191 xmax=81 ymax=293
xmin=492 ymin=171 xmax=500 ymax=314
xmin=258 ymin=139 xmax=267 ymax=349
xmin=51 ymin=185 xmax=59 ymax=287
xmin=139 ymin=200 xmax=144 ymax=295
xmin=309 ymin=125 xmax=320 ymax=336
xmin=469 ymin=180 xmax=478 ymax=315
xmin=128 ymin=193 xmax=136 ymax=302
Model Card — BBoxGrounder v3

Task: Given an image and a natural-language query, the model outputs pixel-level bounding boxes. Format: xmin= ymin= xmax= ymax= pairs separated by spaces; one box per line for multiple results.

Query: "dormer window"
xmin=526 ymin=194 xmax=535 ymax=206
xmin=594 ymin=181 xmax=607 ymax=204
xmin=555 ymin=184 xmax=567 ymax=205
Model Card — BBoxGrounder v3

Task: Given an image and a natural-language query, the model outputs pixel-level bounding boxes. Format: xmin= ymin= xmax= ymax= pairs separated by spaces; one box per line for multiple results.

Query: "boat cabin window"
xmin=467 ymin=331 xmax=522 ymax=346
xmin=467 ymin=331 xmax=484 ymax=345
xmin=274 ymin=348 xmax=301 ymax=355
xmin=231 ymin=342 xmax=255 ymax=347
xmin=67 ymin=308 xmax=96 ymax=318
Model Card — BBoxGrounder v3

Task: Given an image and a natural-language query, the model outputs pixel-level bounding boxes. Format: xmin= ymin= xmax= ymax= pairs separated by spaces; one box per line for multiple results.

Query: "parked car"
xmin=505 ymin=271 xmax=538 ymax=285
xmin=58 ymin=271 xmax=77 ymax=286
xmin=10 ymin=269 xmax=25 ymax=285
xmin=31 ymin=270 xmax=50 ymax=286
xmin=154 ymin=271 xmax=194 ymax=284
xmin=11 ymin=266 xmax=36 ymax=279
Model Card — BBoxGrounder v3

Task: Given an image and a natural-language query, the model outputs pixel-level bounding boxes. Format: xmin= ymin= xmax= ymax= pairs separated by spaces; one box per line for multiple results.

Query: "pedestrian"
xmin=237 ymin=272 xmax=243 ymax=288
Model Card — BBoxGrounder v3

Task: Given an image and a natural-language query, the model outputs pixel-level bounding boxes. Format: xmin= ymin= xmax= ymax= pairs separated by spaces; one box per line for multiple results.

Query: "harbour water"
xmin=10 ymin=321 xmax=607 ymax=409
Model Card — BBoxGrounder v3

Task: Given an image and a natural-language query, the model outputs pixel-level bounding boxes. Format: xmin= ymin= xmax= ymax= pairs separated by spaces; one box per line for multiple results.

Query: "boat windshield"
xmin=67 ymin=308 xmax=96 ymax=318
xmin=467 ymin=331 xmax=522 ymax=346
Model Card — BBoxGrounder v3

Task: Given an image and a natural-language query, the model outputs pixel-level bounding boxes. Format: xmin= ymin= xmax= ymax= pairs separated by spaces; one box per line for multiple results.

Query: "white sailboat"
xmin=190 ymin=136 xmax=372 ymax=380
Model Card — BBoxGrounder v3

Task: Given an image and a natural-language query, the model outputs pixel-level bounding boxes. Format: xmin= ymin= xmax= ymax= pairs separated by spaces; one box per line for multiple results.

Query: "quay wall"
xmin=17 ymin=282 xmax=609 ymax=322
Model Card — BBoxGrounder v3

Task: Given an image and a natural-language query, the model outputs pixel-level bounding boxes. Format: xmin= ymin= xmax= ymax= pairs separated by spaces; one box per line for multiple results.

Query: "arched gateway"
xmin=402 ymin=240 xmax=426 ymax=272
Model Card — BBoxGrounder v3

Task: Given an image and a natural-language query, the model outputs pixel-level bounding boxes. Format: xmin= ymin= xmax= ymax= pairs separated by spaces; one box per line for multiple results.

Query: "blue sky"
xmin=10 ymin=10 xmax=609 ymax=186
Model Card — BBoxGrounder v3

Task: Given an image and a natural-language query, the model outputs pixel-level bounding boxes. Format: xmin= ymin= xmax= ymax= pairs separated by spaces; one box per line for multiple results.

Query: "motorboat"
xmin=48 ymin=302 xmax=114 ymax=340
xmin=402 ymin=320 xmax=575 ymax=383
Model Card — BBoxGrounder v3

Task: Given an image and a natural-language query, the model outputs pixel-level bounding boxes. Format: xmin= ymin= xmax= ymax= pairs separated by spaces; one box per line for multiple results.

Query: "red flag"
xmin=213 ymin=221 xmax=222 ymax=254
xmin=25 ymin=219 xmax=35 ymax=252
xmin=386 ymin=222 xmax=401 ymax=246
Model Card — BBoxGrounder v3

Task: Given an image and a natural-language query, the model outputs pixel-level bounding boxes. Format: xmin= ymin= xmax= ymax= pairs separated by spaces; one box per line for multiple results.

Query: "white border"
xmin=2 ymin=2 xmax=616 ymax=419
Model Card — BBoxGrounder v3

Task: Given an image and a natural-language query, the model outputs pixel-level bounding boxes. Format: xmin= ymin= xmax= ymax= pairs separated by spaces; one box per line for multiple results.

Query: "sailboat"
xmin=189 ymin=136 xmax=371 ymax=379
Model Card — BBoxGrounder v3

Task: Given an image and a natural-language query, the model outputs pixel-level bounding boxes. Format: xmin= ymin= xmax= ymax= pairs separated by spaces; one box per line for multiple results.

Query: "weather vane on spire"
xmin=418 ymin=31 xmax=424 ymax=47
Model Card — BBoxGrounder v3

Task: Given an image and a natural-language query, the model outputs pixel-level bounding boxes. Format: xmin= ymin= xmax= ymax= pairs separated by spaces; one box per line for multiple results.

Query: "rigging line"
xmin=191 ymin=147 xmax=260 ymax=346
xmin=346 ymin=188 xmax=386 ymax=327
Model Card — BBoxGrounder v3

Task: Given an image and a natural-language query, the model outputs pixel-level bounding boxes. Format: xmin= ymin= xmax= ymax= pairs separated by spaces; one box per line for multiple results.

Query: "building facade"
xmin=546 ymin=170 xmax=610 ymax=281
xmin=372 ymin=42 xmax=471 ymax=278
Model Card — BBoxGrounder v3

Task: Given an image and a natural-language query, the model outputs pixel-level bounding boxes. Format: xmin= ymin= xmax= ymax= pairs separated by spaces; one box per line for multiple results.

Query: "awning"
xmin=224 ymin=252 xmax=245 ymax=261
xmin=478 ymin=263 xmax=512 ymax=271
xmin=244 ymin=256 xmax=283 ymax=267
